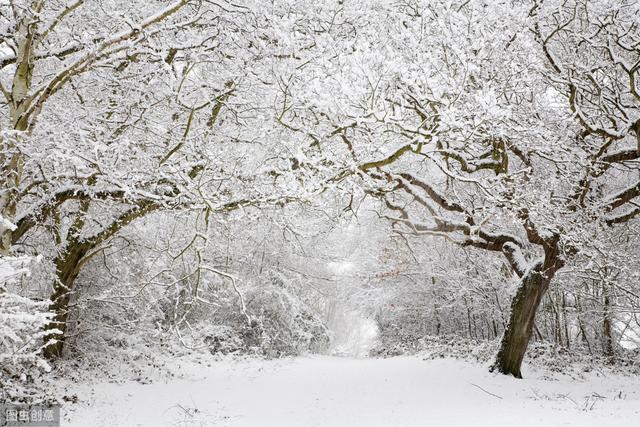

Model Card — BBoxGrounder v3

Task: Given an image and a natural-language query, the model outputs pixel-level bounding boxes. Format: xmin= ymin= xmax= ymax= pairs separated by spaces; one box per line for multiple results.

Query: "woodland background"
xmin=0 ymin=0 xmax=639 ymax=403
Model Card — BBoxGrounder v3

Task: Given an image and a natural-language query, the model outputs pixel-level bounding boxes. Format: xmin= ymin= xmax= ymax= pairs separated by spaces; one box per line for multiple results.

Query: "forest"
xmin=1 ymin=0 xmax=639 ymax=425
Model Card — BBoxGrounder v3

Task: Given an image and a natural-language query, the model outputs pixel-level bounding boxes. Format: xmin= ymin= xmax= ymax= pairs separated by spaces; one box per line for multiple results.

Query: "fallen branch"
xmin=470 ymin=383 xmax=503 ymax=399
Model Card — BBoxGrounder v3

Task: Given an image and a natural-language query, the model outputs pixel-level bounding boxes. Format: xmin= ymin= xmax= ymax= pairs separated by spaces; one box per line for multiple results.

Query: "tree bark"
xmin=602 ymin=282 xmax=614 ymax=361
xmin=42 ymin=243 xmax=90 ymax=360
xmin=490 ymin=250 xmax=563 ymax=378
xmin=490 ymin=263 xmax=548 ymax=378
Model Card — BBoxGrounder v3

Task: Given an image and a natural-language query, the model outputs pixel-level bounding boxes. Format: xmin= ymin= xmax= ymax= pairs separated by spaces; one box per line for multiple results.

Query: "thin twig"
xmin=470 ymin=383 xmax=503 ymax=399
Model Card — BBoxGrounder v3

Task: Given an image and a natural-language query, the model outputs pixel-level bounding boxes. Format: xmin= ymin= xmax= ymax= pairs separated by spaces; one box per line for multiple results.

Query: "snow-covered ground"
xmin=61 ymin=356 xmax=639 ymax=427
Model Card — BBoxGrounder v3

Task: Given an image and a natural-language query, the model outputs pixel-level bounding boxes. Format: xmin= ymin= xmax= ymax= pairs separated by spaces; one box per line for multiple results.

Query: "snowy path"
xmin=63 ymin=356 xmax=640 ymax=427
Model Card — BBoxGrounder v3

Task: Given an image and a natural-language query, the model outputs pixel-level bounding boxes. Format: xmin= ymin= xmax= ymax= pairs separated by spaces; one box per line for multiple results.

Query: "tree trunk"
xmin=0 ymin=5 xmax=39 ymax=254
xmin=490 ymin=264 xmax=548 ymax=378
xmin=41 ymin=202 xmax=155 ymax=359
xmin=602 ymin=282 xmax=614 ymax=361
xmin=42 ymin=244 xmax=90 ymax=360
xmin=490 ymin=251 xmax=563 ymax=378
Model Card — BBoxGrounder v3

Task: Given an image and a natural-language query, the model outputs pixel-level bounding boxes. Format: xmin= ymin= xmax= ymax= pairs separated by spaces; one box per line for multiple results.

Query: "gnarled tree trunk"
xmin=490 ymin=263 xmax=548 ymax=378
xmin=491 ymin=250 xmax=563 ymax=378
xmin=42 ymin=244 xmax=91 ymax=360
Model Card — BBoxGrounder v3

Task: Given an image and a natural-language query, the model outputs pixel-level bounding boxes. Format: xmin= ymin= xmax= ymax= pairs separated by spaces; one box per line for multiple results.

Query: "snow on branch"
xmin=604 ymin=181 xmax=640 ymax=211
xmin=24 ymin=0 xmax=191 ymax=130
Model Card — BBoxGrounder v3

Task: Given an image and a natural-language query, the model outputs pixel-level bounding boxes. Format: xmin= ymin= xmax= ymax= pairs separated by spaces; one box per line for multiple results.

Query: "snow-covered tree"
xmin=1 ymin=0 xmax=638 ymax=382
xmin=0 ymin=251 xmax=58 ymax=402
xmin=268 ymin=0 xmax=640 ymax=376
xmin=0 ymin=1 xmax=319 ymax=358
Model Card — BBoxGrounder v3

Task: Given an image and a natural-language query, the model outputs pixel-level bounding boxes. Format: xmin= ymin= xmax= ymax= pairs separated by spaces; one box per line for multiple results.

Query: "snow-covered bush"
xmin=0 ymin=255 xmax=58 ymax=403
xmin=240 ymin=274 xmax=331 ymax=356
xmin=197 ymin=272 xmax=331 ymax=357
xmin=63 ymin=231 xmax=331 ymax=365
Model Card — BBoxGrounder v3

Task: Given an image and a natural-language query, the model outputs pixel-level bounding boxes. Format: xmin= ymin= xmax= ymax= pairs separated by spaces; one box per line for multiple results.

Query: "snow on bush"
xmin=65 ymin=254 xmax=330 ymax=373
xmin=241 ymin=274 xmax=331 ymax=356
xmin=196 ymin=271 xmax=331 ymax=357
xmin=0 ymin=254 xmax=59 ymax=403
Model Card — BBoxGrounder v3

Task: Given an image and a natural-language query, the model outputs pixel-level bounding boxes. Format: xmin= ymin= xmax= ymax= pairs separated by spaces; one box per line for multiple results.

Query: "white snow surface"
xmin=62 ymin=356 xmax=639 ymax=427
